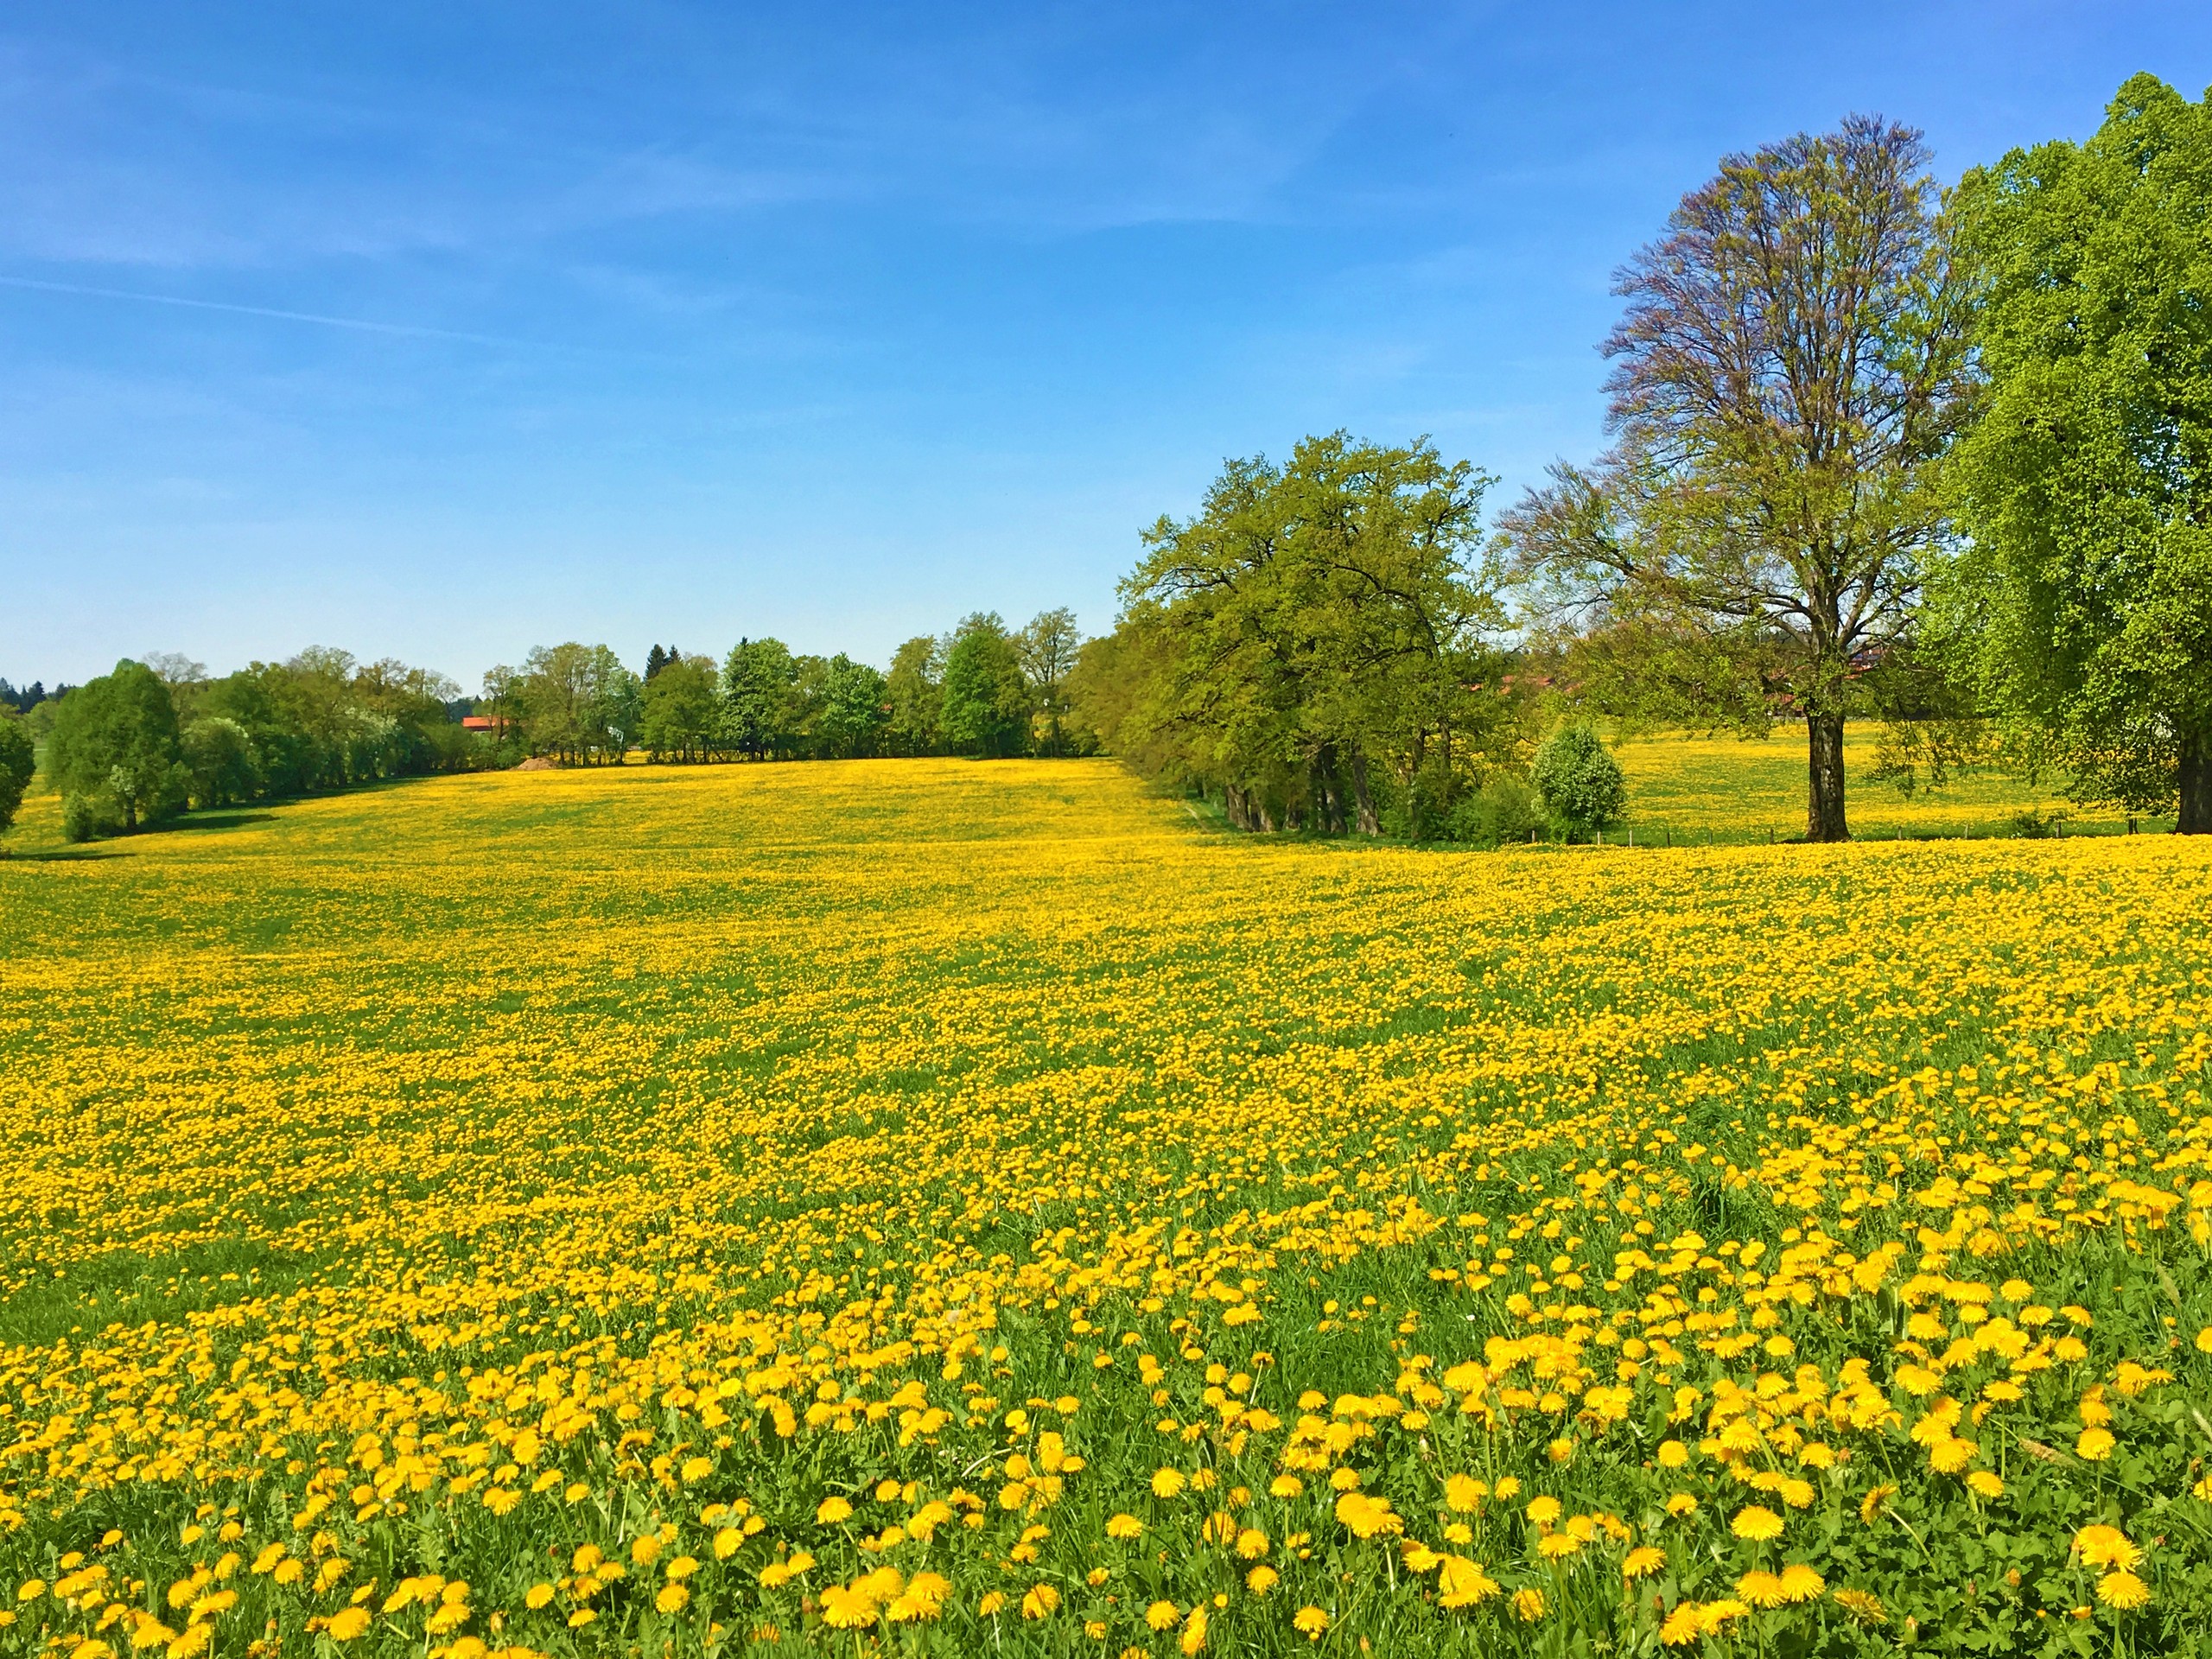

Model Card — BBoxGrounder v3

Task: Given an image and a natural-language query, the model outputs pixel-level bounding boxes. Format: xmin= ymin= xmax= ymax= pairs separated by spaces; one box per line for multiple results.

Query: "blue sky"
xmin=4 ymin=3 xmax=2209 ymax=690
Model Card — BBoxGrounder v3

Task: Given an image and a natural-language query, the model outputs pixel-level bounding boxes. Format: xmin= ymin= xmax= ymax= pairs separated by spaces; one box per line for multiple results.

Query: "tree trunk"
xmin=1347 ymin=746 xmax=1380 ymax=836
xmin=1806 ymin=712 xmax=1848 ymax=842
xmin=2181 ymin=724 xmax=2212 ymax=835
xmin=1313 ymin=746 xmax=1347 ymax=836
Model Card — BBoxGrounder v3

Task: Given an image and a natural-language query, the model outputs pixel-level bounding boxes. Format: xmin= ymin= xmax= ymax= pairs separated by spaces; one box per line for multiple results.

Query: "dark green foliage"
xmin=941 ymin=614 xmax=1032 ymax=759
xmin=181 ymin=716 xmax=261 ymax=809
xmin=718 ymin=639 xmax=800 ymax=760
xmin=196 ymin=650 xmax=486 ymax=795
xmin=816 ymin=655 xmax=889 ymax=759
xmin=1944 ymin=73 xmax=2212 ymax=831
xmin=0 ymin=715 xmax=32 ymax=836
xmin=46 ymin=659 xmax=189 ymax=839
xmin=639 ymin=654 xmax=723 ymax=762
xmin=1077 ymin=432 xmax=1517 ymax=833
xmin=1449 ymin=775 xmax=1546 ymax=846
xmin=883 ymin=637 xmax=944 ymax=757
xmin=1532 ymin=724 xmax=1627 ymax=836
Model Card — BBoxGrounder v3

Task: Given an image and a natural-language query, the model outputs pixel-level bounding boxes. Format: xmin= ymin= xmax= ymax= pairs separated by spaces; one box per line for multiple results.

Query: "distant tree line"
xmin=1075 ymin=73 xmax=2212 ymax=840
xmin=1 ymin=651 xmax=493 ymax=842
xmin=1 ymin=607 xmax=1096 ymax=845
xmin=482 ymin=609 xmax=1090 ymax=767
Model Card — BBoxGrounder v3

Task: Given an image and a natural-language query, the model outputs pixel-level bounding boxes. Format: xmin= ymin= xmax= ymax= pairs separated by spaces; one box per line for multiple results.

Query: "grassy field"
xmin=1615 ymin=729 xmax=2167 ymax=841
xmin=1 ymin=759 xmax=2208 ymax=1657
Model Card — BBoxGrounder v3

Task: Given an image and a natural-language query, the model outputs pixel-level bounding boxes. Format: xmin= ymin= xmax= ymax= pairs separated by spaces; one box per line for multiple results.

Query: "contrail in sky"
xmin=0 ymin=273 xmax=544 ymax=349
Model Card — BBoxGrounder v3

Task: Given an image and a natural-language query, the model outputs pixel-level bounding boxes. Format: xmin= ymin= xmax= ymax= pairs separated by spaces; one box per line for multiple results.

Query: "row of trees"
xmin=3 ymin=607 xmax=1096 ymax=842
xmin=18 ymin=651 xmax=493 ymax=841
xmin=483 ymin=610 xmax=1090 ymax=767
xmin=1074 ymin=73 xmax=2212 ymax=839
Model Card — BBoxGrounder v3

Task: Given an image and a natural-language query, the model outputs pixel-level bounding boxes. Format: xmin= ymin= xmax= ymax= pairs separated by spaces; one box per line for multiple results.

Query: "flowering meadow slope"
xmin=1 ymin=759 xmax=2208 ymax=1656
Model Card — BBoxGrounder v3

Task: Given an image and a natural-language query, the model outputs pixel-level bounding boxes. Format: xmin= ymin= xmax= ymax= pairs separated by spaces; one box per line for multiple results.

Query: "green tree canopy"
xmin=1944 ymin=74 xmax=2212 ymax=832
xmin=1080 ymin=432 xmax=1508 ymax=833
xmin=1017 ymin=608 xmax=1084 ymax=755
xmin=720 ymin=639 xmax=799 ymax=760
xmin=47 ymin=658 xmax=189 ymax=838
xmin=941 ymin=615 xmax=1032 ymax=759
xmin=181 ymin=717 xmax=261 ymax=809
xmin=0 ymin=715 xmax=33 ymax=839
xmin=1503 ymin=117 xmax=1974 ymax=842
xmin=816 ymin=655 xmax=889 ymax=759
xmin=1532 ymin=723 xmax=1628 ymax=838
xmin=883 ymin=637 xmax=944 ymax=757
xmin=639 ymin=654 xmax=722 ymax=761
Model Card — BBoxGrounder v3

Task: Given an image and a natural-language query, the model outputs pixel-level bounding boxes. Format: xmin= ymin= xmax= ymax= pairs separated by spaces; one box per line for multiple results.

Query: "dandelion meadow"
xmin=3 ymin=759 xmax=2209 ymax=1657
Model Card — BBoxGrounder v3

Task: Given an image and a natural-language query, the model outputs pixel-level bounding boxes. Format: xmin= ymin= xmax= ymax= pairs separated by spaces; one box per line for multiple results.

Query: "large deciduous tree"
xmin=720 ymin=639 xmax=799 ymax=760
xmin=0 ymin=714 xmax=33 ymax=839
xmin=1504 ymin=117 xmax=1974 ymax=841
xmin=1017 ymin=608 xmax=1084 ymax=755
xmin=1943 ymin=75 xmax=2212 ymax=832
xmin=1082 ymin=432 xmax=1507 ymax=832
xmin=47 ymin=658 xmax=189 ymax=837
xmin=639 ymin=653 xmax=722 ymax=761
xmin=941 ymin=614 xmax=1033 ymax=759
xmin=883 ymin=637 xmax=944 ymax=757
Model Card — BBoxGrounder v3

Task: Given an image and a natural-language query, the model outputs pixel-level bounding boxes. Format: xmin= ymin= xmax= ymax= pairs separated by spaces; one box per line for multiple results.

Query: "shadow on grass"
xmin=162 ymin=811 xmax=277 ymax=832
xmin=3 ymin=848 xmax=130 ymax=862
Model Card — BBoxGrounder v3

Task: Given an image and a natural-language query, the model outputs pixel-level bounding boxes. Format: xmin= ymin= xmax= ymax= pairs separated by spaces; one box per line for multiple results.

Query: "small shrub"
xmin=2006 ymin=806 xmax=2071 ymax=838
xmin=1446 ymin=776 xmax=1544 ymax=847
xmin=1533 ymin=724 xmax=1627 ymax=838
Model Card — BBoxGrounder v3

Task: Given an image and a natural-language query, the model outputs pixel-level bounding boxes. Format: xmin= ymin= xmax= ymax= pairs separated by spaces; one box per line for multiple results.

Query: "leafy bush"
xmin=1447 ymin=775 xmax=1545 ymax=847
xmin=1533 ymin=724 xmax=1627 ymax=837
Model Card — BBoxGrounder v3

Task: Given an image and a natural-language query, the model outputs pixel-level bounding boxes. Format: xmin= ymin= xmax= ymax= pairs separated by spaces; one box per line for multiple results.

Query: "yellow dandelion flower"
xmin=1659 ymin=1602 xmax=1704 ymax=1645
xmin=1146 ymin=1600 xmax=1179 ymax=1632
xmin=1511 ymin=1586 xmax=1546 ymax=1623
xmin=1736 ymin=1571 xmax=1786 ymax=1608
xmin=1779 ymin=1563 xmax=1826 ymax=1603
xmin=326 ymin=1607 xmax=371 ymax=1642
xmin=1437 ymin=1556 xmax=1499 ymax=1609
xmin=2075 ymin=1427 xmax=2116 ymax=1461
xmin=1246 ymin=1566 xmax=1279 ymax=1594
xmin=2096 ymin=1572 xmax=2150 ymax=1611
xmin=2075 ymin=1526 xmax=2142 ymax=1571
xmin=1623 ymin=1547 xmax=1666 ymax=1580
xmin=1834 ymin=1588 xmax=1888 ymax=1625
xmin=1293 ymin=1605 xmax=1329 ymax=1639
xmin=1180 ymin=1603 xmax=1209 ymax=1656
xmin=1020 ymin=1585 xmax=1060 ymax=1620
xmin=1732 ymin=1505 xmax=1783 ymax=1541
xmin=1443 ymin=1473 xmax=1485 ymax=1512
